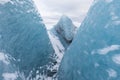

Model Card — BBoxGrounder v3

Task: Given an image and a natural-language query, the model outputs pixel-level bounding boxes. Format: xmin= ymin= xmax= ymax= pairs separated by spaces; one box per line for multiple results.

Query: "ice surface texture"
xmin=0 ymin=0 xmax=54 ymax=79
xmin=58 ymin=0 xmax=120 ymax=80
xmin=54 ymin=15 xmax=76 ymax=49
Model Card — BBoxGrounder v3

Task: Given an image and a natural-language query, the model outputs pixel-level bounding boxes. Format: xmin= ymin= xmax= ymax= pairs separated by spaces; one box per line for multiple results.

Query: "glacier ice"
xmin=0 ymin=52 xmax=20 ymax=80
xmin=53 ymin=15 xmax=77 ymax=49
xmin=0 ymin=0 xmax=10 ymax=5
xmin=0 ymin=0 xmax=55 ymax=79
xmin=58 ymin=0 xmax=120 ymax=80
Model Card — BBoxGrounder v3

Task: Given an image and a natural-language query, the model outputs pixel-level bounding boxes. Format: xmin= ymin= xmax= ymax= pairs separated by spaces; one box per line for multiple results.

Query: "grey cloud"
xmin=34 ymin=0 xmax=93 ymax=28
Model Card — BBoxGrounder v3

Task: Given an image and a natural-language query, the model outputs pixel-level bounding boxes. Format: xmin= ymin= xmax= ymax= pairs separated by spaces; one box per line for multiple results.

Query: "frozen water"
xmin=53 ymin=15 xmax=77 ymax=48
xmin=58 ymin=0 xmax=120 ymax=80
xmin=112 ymin=54 xmax=120 ymax=65
xmin=0 ymin=0 xmax=55 ymax=79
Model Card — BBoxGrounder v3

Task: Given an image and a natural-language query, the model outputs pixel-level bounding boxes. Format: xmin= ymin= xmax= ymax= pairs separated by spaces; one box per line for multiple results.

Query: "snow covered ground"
xmin=47 ymin=30 xmax=64 ymax=68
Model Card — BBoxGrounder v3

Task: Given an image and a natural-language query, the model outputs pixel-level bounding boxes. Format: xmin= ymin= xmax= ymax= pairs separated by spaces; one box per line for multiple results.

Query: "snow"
xmin=105 ymin=0 xmax=113 ymax=3
xmin=97 ymin=45 xmax=120 ymax=55
xmin=106 ymin=68 xmax=117 ymax=78
xmin=94 ymin=63 xmax=100 ymax=68
xmin=110 ymin=7 xmax=120 ymax=25
xmin=114 ymin=20 xmax=120 ymax=25
xmin=112 ymin=54 xmax=120 ymax=65
xmin=2 ymin=72 xmax=18 ymax=80
xmin=0 ymin=52 xmax=9 ymax=65
xmin=47 ymin=30 xmax=65 ymax=80
xmin=48 ymin=31 xmax=64 ymax=63
xmin=111 ymin=15 xmax=119 ymax=21
xmin=0 ymin=0 xmax=10 ymax=5
xmin=111 ymin=16 xmax=117 ymax=20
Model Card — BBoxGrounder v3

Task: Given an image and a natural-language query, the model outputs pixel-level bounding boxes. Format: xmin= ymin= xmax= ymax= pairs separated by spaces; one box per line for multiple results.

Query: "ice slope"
xmin=0 ymin=0 xmax=55 ymax=79
xmin=48 ymin=31 xmax=64 ymax=63
xmin=58 ymin=0 xmax=120 ymax=80
xmin=47 ymin=31 xmax=65 ymax=79
xmin=54 ymin=15 xmax=77 ymax=49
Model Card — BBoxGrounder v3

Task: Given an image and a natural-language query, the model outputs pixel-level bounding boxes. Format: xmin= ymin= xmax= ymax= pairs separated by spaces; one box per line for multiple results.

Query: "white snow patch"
xmin=114 ymin=20 xmax=120 ymax=25
xmin=94 ymin=63 xmax=100 ymax=68
xmin=112 ymin=54 xmax=120 ymax=65
xmin=48 ymin=31 xmax=64 ymax=63
xmin=31 ymin=73 xmax=53 ymax=80
xmin=105 ymin=0 xmax=113 ymax=3
xmin=110 ymin=8 xmax=120 ymax=25
xmin=47 ymin=30 xmax=65 ymax=78
xmin=106 ymin=68 xmax=117 ymax=78
xmin=0 ymin=52 xmax=9 ymax=65
xmin=2 ymin=72 xmax=18 ymax=80
xmin=97 ymin=45 xmax=120 ymax=55
xmin=111 ymin=16 xmax=119 ymax=21
xmin=0 ymin=0 xmax=10 ymax=5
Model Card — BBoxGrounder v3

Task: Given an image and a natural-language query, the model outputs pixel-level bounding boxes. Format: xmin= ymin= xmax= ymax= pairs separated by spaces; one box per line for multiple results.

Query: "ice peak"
xmin=59 ymin=15 xmax=72 ymax=23
xmin=53 ymin=15 xmax=77 ymax=49
xmin=61 ymin=15 xmax=69 ymax=19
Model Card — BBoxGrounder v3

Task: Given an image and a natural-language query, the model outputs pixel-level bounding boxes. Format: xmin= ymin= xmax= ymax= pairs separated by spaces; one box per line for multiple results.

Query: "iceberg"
xmin=0 ymin=0 xmax=55 ymax=79
xmin=53 ymin=15 xmax=77 ymax=49
xmin=58 ymin=0 xmax=120 ymax=80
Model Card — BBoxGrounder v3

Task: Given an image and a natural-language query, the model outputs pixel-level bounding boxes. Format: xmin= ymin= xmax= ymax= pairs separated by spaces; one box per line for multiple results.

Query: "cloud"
xmin=34 ymin=0 xmax=93 ymax=29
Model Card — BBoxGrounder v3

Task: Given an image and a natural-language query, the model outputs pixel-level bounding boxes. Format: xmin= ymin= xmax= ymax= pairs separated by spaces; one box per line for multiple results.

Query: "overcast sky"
xmin=34 ymin=0 xmax=93 ymax=29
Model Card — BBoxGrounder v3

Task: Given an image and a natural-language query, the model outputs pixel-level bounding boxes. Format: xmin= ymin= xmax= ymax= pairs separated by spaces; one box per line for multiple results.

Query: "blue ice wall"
xmin=58 ymin=0 xmax=120 ymax=80
xmin=0 ymin=0 xmax=54 ymax=79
